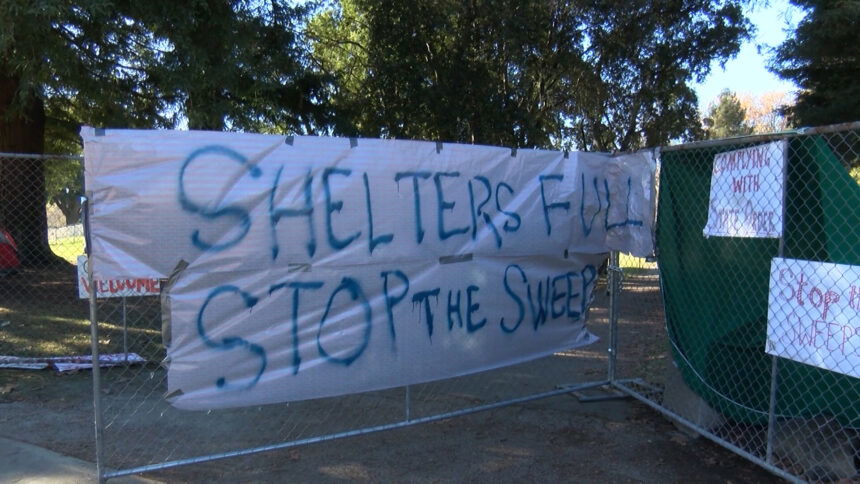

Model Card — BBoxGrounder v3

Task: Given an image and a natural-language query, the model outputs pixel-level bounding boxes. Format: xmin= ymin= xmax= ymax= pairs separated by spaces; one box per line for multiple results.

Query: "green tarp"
xmin=657 ymin=135 xmax=860 ymax=425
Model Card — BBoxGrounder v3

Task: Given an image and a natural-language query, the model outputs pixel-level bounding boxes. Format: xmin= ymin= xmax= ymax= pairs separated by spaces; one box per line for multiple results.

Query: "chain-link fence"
xmin=0 ymin=149 xmax=641 ymax=482
xmin=4 ymin=124 xmax=859 ymax=482
xmin=77 ymin=139 xmax=638 ymax=482
xmin=0 ymin=153 xmax=88 ymax=361
xmin=88 ymin=271 xmax=621 ymax=480
xmin=615 ymin=123 xmax=860 ymax=483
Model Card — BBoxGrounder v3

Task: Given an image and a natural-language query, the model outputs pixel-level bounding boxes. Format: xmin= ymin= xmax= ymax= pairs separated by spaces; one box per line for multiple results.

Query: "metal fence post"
xmin=765 ymin=358 xmax=780 ymax=464
xmin=84 ymin=192 xmax=106 ymax=483
xmin=121 ymin=296 xmax=128 ymax=363
xmin=607 ymin=251 xmax=621 ymax=383
xmin=766 ymin=135 xmax=790 ymax=465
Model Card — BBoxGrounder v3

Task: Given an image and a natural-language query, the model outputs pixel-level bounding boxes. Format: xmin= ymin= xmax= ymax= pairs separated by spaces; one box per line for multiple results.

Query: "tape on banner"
xmin=439 ymin=253 xmax=473 ymax=265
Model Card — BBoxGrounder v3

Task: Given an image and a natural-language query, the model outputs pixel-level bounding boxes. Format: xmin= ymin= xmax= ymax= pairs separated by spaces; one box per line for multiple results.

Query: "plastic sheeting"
xmin=82 ymin=128 xmax=655 ymax=409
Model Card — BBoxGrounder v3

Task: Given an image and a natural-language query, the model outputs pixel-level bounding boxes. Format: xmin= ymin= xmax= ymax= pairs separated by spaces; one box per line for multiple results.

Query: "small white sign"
xmin=767 ymin=257 xmax=860 ymax=378
xmin=76 ymin=255 xmax=160 ymax=299
xmin=704 ymin=140 xmax=786 ymax=238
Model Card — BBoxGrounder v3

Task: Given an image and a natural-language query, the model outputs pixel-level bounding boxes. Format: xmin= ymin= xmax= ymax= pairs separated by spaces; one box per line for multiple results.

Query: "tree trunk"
xmin=55 ymin=192 xmax=82 ymax=226
xmin=0 ymin=72 xmax=64 ymax=267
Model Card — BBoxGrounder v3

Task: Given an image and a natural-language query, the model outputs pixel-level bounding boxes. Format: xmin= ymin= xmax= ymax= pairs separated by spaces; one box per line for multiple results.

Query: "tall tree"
xmin=770 ymin=0 xmax=860 ymax=127
xmin=128 ymin=1 xmax=328 ymax=132
xmin=0 ymin=1 xmax=321 ymax=266
xmin=565 ymin=0 xmax=749 ymax=151
xmin=704 ymin=89 xmax=754 ymax=139
xmin=309 ymin=0 xmax=752 ymax=151
xmin=0 ymin=1 xmax=153 ymax=265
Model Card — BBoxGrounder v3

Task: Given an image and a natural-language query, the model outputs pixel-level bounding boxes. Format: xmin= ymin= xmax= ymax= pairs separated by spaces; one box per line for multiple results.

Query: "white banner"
xmin=767 ymin=257 xmax=860 ymax=378
xmin=704 ymin=140 xmax=786 ymax=238
xmin=82 ymin=128 xmax=656 ymax=409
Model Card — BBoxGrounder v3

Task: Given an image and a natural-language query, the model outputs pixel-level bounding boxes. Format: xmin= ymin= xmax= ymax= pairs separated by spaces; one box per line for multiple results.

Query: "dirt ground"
xmin=0 ymin=270 xmax=784 ymax=483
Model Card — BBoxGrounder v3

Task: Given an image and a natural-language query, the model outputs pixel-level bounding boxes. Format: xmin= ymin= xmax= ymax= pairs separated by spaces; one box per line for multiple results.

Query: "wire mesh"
xmin=7 ymin=126 xmax=858 ymax=483
xmin=0 ymin=153 xmax=88 ymax=363
xmin=91 ymin=291 xmax=615 ymax=478
xmin=617 ymin=125 xmax=860 ymax=483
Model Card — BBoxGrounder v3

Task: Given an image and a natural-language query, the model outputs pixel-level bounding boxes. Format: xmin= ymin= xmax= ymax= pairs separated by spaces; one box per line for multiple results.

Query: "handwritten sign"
xmin=82 ymin=128 xmax=656 ymax=410
xmin=767 ymin=257 xmax=860 ymax=378
xmin=704 ymin=140 xmax=786 ymax=238
xmin=166 ymin=253 xmax=605 ymax=408
xmin=76 ymin=255 xmax=160 ymax=299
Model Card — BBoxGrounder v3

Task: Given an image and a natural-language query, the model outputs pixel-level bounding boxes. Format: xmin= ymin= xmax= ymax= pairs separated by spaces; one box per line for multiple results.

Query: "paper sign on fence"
xmin=82 ymin=128 xmax=656 ymax=409
xmin=767 ymin=257 xmax=860 ymax=378
xmin=76 ymin=255 xmax=160 ymax=299
xmin=704 ymin=140 xmax=786 ymax=238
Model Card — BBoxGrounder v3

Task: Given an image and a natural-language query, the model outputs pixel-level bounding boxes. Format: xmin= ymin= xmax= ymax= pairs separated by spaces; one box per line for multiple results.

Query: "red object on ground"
xmin=0 ymin=228 xmax=20 ymax=270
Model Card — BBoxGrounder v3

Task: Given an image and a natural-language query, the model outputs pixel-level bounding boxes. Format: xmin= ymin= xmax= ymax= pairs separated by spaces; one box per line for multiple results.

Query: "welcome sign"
xmin=76 ymin=255 xmax=160 ymax=299
xmin=83 ymin=128 xmax=655 ymax=410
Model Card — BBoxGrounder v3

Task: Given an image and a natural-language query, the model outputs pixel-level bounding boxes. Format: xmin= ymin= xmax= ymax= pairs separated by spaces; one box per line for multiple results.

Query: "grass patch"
xmin=1 ymin=308 xmax=92 ymax=355
xmin=1 ymin=297 xmax=164 ymax=360
xmin=49 ymin=235 xmax=84 ymax=264
xmin=0 ymin=267 xmax=164 ymax=361
xmin=619 ymin=252 xmax=657 ymax=270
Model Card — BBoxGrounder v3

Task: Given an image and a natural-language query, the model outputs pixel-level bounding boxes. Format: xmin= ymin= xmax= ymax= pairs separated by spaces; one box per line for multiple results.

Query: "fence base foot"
xmin=556 ymin=383 xmax=630 ymax=403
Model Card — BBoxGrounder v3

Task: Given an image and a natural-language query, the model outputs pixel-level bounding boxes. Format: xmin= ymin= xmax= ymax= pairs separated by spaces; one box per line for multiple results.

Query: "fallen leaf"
xmin=669 ymin=432 xmax=690 ymax=445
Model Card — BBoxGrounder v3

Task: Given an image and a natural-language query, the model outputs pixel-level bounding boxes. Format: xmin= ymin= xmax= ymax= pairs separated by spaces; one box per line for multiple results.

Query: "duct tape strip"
xmin=439 ymin=253 xmax=473 ymax=265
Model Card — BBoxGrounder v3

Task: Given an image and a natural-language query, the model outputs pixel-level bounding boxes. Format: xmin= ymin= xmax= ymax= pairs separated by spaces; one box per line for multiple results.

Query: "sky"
xmin=693 ymin=0 xmax=804 ymax=111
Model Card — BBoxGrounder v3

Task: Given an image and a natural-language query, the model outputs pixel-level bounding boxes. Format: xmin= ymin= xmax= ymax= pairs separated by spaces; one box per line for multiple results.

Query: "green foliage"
xmin=125 ymin=1 xmax=328 ymax=132
xmin=1 ymin=0 xmax=755 ymax=150
xmin=0 ymin=1 xmax=326 ymax=143
xmin=306 ymin=0 xmax=370 ymax=136
xmin=704 ymin=89 xmax=754 ymax=139
xmin=0 ymin=1 xmax=328 ymax=262
xmin=770 ymin=0 xmax=860 ymax=127
xmin=309 ymin=0 xmax=752 ymax=151
xmin=0 ymin=1 xmax=167 ymax=133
